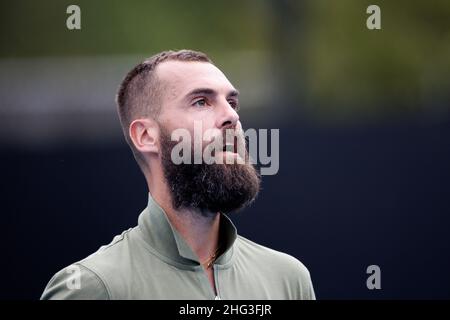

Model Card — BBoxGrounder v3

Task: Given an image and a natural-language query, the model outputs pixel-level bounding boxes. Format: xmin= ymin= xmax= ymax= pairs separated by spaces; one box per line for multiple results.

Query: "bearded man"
xmin=41 ymin=50 xmax=315 ymax=300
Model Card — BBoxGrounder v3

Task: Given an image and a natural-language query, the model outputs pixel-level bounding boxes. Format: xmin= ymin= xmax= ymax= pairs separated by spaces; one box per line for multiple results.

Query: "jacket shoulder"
xmin=40 ymin=263 xmax=110 ymax=300
xmin=41 ymin=228 xmax=135 ymax=300
xmin=235 ymin=235 xmax=316 ymax=299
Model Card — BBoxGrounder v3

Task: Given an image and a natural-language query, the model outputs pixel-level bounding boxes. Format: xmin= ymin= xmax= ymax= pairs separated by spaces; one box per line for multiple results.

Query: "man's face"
xmin=154 ymin=61 xmax=260 ymax=214
xmin=156 ymin=60 xmax=241 ymax=151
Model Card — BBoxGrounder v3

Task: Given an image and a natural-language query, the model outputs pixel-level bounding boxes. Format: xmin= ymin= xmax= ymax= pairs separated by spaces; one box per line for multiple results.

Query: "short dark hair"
xmin=116 ymin=49 xmax=212 ymax=171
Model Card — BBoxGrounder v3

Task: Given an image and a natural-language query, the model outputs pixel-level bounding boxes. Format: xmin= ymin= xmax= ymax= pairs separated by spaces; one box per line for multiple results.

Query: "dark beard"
xmin=160 ymin=125 xmax=261 ymax=215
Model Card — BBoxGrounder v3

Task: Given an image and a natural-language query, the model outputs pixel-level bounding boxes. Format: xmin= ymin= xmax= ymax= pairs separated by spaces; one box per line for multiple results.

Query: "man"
xmin=41 ymin=50 xmax=315 ymax=300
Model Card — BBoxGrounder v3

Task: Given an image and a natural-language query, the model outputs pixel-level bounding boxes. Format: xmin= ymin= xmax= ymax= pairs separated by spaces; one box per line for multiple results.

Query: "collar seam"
xmin=134 ymin=227 xmax=201 ymax=270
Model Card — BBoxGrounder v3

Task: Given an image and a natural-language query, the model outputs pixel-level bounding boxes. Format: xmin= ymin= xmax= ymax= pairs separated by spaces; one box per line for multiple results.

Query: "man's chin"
xmin=164 ymin=162 xmax=260 ymax=214
xmin=160 ymin=127 xmax=260 ymax=215
xmin=211 ymin=151 xmax=247 ymax=165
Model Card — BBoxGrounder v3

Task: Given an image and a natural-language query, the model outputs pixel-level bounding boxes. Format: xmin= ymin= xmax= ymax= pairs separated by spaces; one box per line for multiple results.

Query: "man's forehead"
xmin=155 ymin=60 xmax=235 ymax=98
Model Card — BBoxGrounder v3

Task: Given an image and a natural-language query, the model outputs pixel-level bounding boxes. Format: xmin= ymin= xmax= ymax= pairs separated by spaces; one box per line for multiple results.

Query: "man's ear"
xmin=129 ymin=118 xmax=160 ymax=155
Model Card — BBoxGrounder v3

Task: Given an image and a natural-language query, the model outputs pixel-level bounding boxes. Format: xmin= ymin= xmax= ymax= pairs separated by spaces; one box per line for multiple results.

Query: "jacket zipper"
xmin=213 ymin=265 xmax=221 ymax=300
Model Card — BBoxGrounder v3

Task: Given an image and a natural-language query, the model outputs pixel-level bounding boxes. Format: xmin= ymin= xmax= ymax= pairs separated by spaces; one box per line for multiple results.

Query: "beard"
xmin=159 ymin=125 xmax=261 ymax=216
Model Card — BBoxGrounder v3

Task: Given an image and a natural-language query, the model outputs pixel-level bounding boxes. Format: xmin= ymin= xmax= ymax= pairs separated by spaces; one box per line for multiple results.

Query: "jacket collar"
xmin=137 ymin=193 xmax=237 ymax=268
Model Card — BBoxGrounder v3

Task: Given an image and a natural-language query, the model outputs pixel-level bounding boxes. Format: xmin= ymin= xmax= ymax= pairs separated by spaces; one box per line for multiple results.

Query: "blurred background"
xmin=1 ymin=0 xmax=449 ymax=299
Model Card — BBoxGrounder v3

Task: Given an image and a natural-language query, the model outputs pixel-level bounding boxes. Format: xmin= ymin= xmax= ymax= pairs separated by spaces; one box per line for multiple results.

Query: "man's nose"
xmin=216 ymin=100 xmax=239 ymax=129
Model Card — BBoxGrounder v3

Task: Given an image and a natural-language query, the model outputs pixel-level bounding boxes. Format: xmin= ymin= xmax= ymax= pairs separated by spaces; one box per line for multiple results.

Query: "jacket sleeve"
xmin=40 ymin=263 xmax=110 ymax=300
xmin=293 ymin=260 xmax=316 ymax=300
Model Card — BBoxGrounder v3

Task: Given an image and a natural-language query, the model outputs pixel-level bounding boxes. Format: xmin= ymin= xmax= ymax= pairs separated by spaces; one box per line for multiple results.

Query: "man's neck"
xmin=166 ymin=206 xmax=221 ymax=265
xmin=147 ymin=174 xmax=221 ymax=265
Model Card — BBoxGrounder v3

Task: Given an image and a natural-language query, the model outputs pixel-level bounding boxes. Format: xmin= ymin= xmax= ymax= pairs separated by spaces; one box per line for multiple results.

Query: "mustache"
xmin=161 ymin=124 xmax=252 ymax=165
xmin=205 ymin=127 xmax=249 ymax=162
xmin=212 ymin=127 xmax=247 ymax=150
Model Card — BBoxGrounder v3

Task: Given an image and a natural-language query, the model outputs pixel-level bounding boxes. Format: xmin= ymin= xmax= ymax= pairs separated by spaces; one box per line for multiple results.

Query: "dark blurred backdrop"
xmin=1 ymin=0 xmax=449 ymax=299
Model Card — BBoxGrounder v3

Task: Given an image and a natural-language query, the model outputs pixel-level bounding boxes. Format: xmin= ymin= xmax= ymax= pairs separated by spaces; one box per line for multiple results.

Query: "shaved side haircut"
xmin=116 ymin=50 xmax=212 ymax=170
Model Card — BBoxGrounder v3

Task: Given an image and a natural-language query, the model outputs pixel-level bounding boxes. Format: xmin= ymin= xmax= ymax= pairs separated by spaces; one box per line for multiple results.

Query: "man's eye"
xmin=193 ymin=99 xmax=207 ymax=107
xmin=228 ymin=100 xmax=239 ymax=110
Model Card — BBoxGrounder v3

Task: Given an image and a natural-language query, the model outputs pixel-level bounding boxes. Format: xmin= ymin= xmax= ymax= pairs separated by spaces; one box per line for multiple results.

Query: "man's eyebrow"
xmin=185 ymin=88 xmax=240 ymax=98
xmin=228 ymin=89 xmax=240 ymax=98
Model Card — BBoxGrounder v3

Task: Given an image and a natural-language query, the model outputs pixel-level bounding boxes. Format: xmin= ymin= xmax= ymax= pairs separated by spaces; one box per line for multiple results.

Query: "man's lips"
xmin=222 ymin=136 xmax=239 ymax=153
xmin=222 ymin=144 xmax=236 ymax=153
